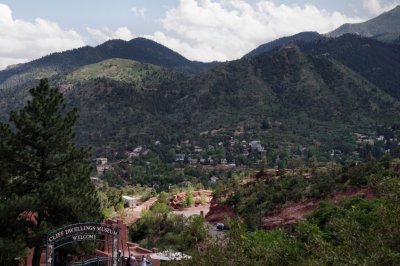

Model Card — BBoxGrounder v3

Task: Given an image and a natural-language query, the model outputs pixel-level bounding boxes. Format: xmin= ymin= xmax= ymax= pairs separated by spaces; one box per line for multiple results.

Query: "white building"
xmin=122 ymin=195 xmax=136 ymax=208
xmin=95 ymin=158 xmax=108 ymax=165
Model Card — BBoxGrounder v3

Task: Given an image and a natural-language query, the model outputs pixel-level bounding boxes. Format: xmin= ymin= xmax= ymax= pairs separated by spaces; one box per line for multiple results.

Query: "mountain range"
xmin=0 ymin=38 xmax=216 ymax=90
xmin=243 ymin=32 xmax=322 ymax=58
xmin=328 ymin=5 xmax=400 ymax=41
xmin=0 ymin=6 xmax=400 ymax=159
xmin=246 ymin=5 xmax=400 ymax=58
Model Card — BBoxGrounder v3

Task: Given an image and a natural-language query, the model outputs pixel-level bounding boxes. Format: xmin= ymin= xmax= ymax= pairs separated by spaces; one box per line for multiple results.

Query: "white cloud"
xmin=144 ymin=31 xmax=227 ymax=62
xmin=362 ymin=0 xmax=399 ymax=15
xmin=145 ymin=0 xmax=363 ymax=62
xmin=131 ymin=6 xmax=146 ymax=17
xmin=0 ymin=4 xmax=85 ymax=70
xmin=114 ymin=27 xmax=134 ymax=40
xmin=0 ymin=1 xmax=373 ymax=69
xmin=86 ymin=26 xmax=134 ymax=44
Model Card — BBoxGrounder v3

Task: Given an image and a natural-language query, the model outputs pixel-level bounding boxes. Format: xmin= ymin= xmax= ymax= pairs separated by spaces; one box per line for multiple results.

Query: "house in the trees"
xmin=210 ymin=176 xmax=218 ymax=184
xmin=250 ymin=141 xmax=265 ymax=153
xmin=95 ymin=158 xmax=111 ymax=175
xmin=175 ymin=154 xmax=186 ymax=162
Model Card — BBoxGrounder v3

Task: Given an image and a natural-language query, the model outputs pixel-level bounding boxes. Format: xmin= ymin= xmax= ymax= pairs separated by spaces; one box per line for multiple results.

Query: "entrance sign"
xmin=47 ymin=223 xmax=118 ymax=244
xmin=45 ymin=222 xmax=120 ymax=266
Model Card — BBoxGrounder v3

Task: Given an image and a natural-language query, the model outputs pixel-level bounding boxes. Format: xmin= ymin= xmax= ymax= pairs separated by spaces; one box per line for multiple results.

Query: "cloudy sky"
xmin=0 ymin=0 xmax=399 ymax=69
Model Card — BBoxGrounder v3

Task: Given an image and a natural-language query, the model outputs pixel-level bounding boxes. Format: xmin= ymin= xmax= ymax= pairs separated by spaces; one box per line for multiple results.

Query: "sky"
xmin=0 ymin=0 xmax=399 ymax=69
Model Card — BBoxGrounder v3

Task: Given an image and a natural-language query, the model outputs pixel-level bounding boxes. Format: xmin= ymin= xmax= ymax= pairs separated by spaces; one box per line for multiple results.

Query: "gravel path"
xmin=172 ymin=204 xmax=211 ymax=217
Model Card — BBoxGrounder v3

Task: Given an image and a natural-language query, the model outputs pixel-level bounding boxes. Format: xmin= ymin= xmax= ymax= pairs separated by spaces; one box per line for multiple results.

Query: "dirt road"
xmin=172 ymin=204 xmax=211 ymax=217
xmin=123 ymin=197 xmax=158 ymax=224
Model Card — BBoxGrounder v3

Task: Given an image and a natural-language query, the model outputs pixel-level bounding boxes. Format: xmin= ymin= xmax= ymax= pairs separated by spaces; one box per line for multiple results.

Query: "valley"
xmin=1 ymin=3 xmax=400 ymax=265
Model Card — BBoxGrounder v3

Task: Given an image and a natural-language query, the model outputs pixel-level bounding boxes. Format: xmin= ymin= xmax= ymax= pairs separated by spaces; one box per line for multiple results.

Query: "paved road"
xmin=205 ymin=222 xmax=226 ymax=238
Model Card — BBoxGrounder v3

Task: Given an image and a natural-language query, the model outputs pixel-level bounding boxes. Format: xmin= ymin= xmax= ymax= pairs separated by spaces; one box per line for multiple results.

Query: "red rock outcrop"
xmin=205 ymin=197 xmax=235 ymax=224
xmin=261 ymin=187 xmax=373 ymax=229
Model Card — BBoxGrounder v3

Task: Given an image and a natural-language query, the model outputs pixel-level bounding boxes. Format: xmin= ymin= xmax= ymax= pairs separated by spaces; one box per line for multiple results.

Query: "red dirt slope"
xmin=261 ymin=187 xmax=373 ymax=229
xmin=205 ymin=197 xmax=235 ymax=224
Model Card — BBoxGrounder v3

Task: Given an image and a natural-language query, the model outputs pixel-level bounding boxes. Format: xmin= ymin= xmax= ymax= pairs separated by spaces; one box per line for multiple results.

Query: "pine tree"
xmin=0 ymin=79 xmax=101 ymax=265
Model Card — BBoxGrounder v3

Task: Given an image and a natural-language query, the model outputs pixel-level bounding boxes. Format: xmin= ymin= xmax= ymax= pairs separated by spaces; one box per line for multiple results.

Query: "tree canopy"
xmin=0 ymin=79 xmax=101 ymax=265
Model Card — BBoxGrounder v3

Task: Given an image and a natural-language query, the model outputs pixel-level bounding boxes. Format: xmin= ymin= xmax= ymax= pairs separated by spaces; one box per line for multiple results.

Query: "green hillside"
xmin=1 ymin=38 xmax=399 ymax=160
xmin=64 ymin=58 xmax=170 ymax=85
xmin=243 ymin=31 xmax=321 ymax=58
xmin=178 ymin=45 xmax=398 ymax=146
xmin=55 ymin=45 xmax=400 ymax=159
xmin=0 ymin=38 xmax=216 ymax=90
xmin=299 ymin=34 xmax=400 ymax=99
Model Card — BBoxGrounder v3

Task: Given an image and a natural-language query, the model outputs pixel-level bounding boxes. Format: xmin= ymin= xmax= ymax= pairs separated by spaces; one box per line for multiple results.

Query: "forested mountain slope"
xmin=57 ymin=46 xmax=400 ymax=155
xmin=243 ymin=31 xmax=321 ymax=58
xmin=1 ymin=37 xmax=399 ymax=157
xmin=298 ymin=34 xmax=400 ymax=99
xmin=0 ymin=38 xmax=216 ymax=90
